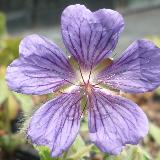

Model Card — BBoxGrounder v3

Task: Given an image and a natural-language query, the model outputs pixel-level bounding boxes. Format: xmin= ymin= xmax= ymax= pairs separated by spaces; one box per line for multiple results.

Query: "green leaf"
xmin=149 ymin=123 xmax=160 ymax=145
xmin=104 ymin=146 xmax=151 ymax=160
xmin=68 ymin=144 xmax=93 ymax=160
xmin=35 ymin=146 xmax=54 ymax=160
xmin=35 ymin=146 xmax=63 ymax=160
xmin=68 ymin=135 xmax=88 ymax=159
xmin=125 ymin=146 xmax=151 ymax=160
xmin=71 ymin=135 xmax=85 ymax=151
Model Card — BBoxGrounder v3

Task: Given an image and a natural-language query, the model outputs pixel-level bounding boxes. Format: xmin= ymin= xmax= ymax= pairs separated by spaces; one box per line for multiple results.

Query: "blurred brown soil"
xmin=124 ymin=92 xmax=160 ymax=126
xmin=124 ymin=91 xmax=160 ymax=157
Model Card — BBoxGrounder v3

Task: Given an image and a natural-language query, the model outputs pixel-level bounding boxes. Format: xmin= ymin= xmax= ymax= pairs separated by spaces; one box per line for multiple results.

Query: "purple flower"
xmin=6 ymin=4 xmax=160 ymax=157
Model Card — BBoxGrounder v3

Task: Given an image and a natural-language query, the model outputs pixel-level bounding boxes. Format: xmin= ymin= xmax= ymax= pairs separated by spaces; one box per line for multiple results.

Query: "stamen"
xmin=64 ymin=79 xmax=80 ymax=86
xmin=78 ymin=63 xmax=86 ymax=84
xmin=87 ymin=64 xmax=93 ymax=84
xmin=93 ymin=81 xmax=103 ymax=86
xmin=80 ymin=97 xmax=88 ymax=119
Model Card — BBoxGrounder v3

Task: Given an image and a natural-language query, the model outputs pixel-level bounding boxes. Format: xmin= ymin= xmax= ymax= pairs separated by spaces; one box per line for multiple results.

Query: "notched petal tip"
xmin=61 ymin=4 xmax=125 ymax=69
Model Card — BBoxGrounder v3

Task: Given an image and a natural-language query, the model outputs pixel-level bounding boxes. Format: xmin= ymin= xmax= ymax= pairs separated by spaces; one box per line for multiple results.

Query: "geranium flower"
xmin=6 ymin=4 xmax=160 ymax=157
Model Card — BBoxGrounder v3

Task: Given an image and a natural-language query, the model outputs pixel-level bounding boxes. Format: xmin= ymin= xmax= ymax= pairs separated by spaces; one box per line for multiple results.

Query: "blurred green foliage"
xmin=149 ymin=123 xmax=160 ymax=145
xmin=148 ymin=36 xmax=160 ymax=47
xmin=0 ymin=12 xmax=34 ymax=158
xmin=0 ymin=134 xmax=24 ymax=152
xmin=0 ymin=12 xmax=6 ymax=38
xmin=0 ymin=11 xmax=21 ymax=66
xmin=35 ymin=141 xmax=152 ymax=160
xmin=0 ymin=37 xmax=21 ymax=66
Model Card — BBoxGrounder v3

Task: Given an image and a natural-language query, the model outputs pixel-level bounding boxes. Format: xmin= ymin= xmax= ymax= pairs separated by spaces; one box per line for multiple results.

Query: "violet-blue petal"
xmin=97 ymin=40 xmax=160 ymax=93
xmin=6 ymin=34 xmax=75 ymax=95
xmin=61 ymin=4 xmax=124 ymax=69
xmin=88 ymin=89 xmax=148 ymax=155
xmin=27 ymin=91 xmax=81 ymax=157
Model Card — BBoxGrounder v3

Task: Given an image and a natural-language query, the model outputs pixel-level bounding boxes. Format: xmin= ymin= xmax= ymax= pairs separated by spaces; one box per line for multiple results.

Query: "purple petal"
xmin=61 ymin=4 xmax=124 ymax=69
xmin=97 ymin=40 xmax=160 ymax=93
xmin=6 ymin=34 xmax=75 ymax=95
xmin=27 ymin=91 xmax=81 ymax=157
xmin=88 ymin=89 xmax=148 ymax=155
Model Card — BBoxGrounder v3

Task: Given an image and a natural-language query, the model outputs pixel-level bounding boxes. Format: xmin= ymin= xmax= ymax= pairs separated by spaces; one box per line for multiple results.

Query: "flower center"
xmin=81 ymin=82 xmax=93 ymax=95
xmin=76 ymin=69 xmax=96 ymax=95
